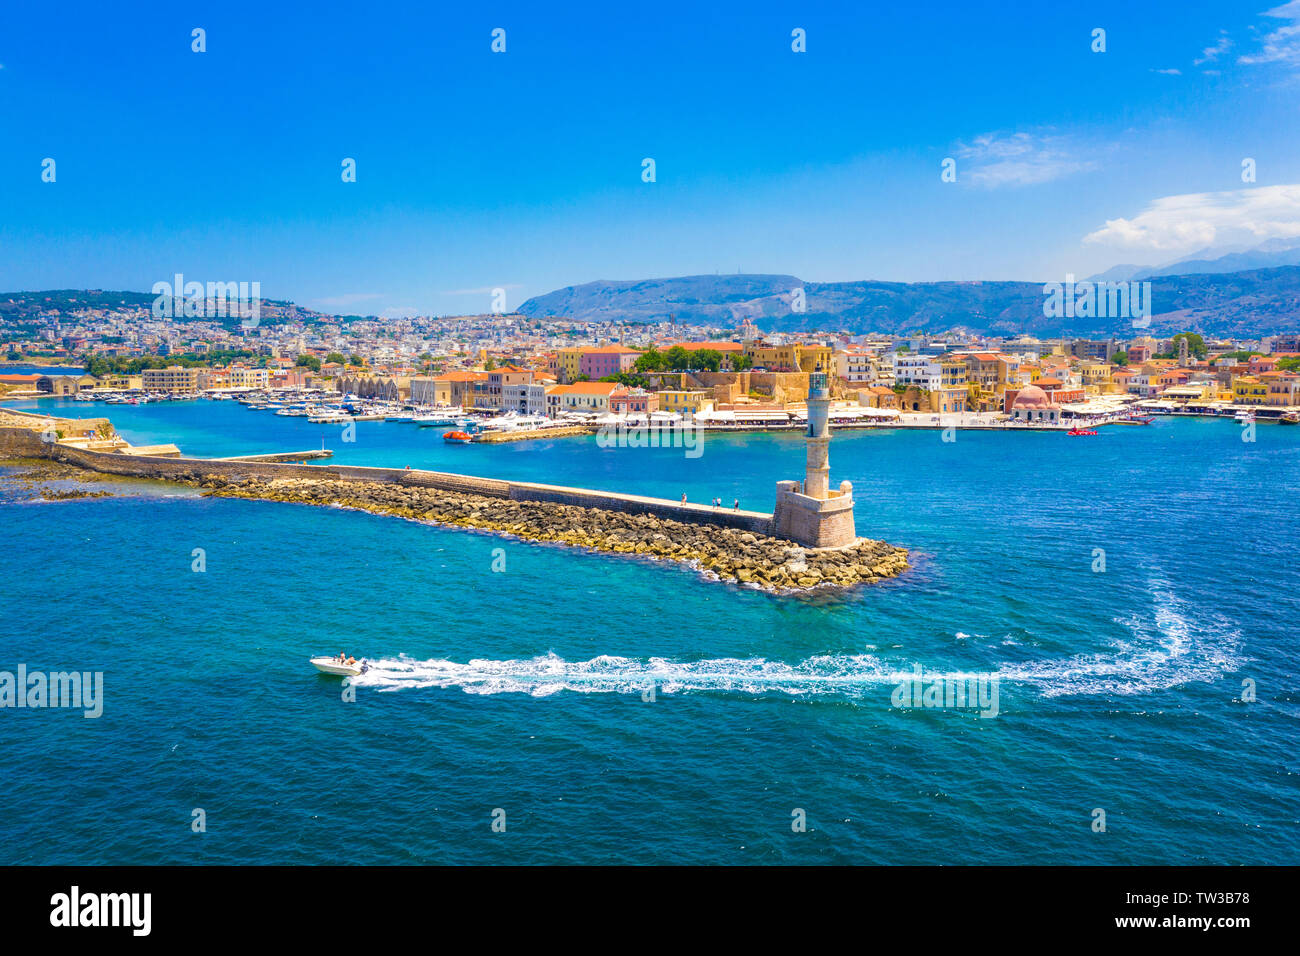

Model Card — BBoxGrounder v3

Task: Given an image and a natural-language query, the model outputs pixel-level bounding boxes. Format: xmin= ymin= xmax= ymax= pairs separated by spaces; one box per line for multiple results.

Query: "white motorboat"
xmin=310 ymin=656 xmax=369 ymax=677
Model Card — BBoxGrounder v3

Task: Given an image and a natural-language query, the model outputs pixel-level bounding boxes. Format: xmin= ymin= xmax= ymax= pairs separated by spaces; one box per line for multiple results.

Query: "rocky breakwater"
xmin=197 ymin=474 xmax=909 ymax=592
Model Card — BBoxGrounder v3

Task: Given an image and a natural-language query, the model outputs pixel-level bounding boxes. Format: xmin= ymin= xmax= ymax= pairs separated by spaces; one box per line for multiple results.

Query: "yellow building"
xmin=743 ymin=342 xmax=832 ymax=374
xmin=657 ymin=389 xmax=714 ymax=416
xmin=556 ymin=348 xmax=585 ymax=384
xmin=228 ymin=366 xmax=270 ymax=388
xmin=1079 ymin=362 xmax=1113 ymax=394
xmin=1233 ymin=375 xmax=1268 ymax=405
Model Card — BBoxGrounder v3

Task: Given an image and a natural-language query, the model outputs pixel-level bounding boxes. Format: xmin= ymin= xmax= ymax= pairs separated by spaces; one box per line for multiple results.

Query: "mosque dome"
xmin=1012 ymin=384 xmax=1053 ymax=408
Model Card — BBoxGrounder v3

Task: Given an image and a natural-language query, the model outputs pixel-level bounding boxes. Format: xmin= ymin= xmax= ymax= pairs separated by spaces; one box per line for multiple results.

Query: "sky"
xmin=2 ymin=0 xmax=1299 ymax=317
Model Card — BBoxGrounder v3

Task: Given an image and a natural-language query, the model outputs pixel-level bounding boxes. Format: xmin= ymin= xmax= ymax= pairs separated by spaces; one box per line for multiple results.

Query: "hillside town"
xmin=3 ymin=296 xmax=1299 ymax=430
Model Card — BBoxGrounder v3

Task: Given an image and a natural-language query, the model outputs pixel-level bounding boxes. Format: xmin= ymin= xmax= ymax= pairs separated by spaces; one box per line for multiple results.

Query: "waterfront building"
xmin=892 ymin=354 xmax=941 ymax=390
xmin=559 ymin=381 xmax=620 ymax=413
xmin=483 ymin=366 xmax=534 ymax=410
xmin=431 ymin=370 xmax=488 ymax=408
xmin=502 ymin=381 xmax=548 ymax=416
xmin=657 ymin=389 xmax=714 ymax=417
xmin=1008 ymin=384 xmax=1061 ymax=423
xmin=141 ymin=366 xmax=200 ymax=394
xmin=228 ymin=365 xmax=270 ymax=389
xmin=1233 ymin=375 xmax=1268 ymax=405
xmin=609 ymin=387 xmax=657 ymax=415
xmin=773 ymin=363 xmax=856 ymax=549
xmin=1261 ymin=370 xmax=1299 ymax=406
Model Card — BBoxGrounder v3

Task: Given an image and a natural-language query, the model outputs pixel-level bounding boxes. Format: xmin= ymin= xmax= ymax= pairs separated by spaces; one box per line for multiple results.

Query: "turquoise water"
xmin=1 ymin=398 xmax=1297 ymax=864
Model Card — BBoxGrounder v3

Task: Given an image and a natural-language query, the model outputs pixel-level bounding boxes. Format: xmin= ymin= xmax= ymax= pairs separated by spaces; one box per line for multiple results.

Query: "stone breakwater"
xmin=196 ymin=473 xmax=909 ymax=592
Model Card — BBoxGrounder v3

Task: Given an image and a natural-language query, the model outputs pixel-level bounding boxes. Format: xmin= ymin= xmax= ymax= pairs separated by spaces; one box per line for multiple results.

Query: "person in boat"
xmin=346 ymin=656 xmax=356 ymax=666
xmin=337 ymin=652 xmax=346 ymax=663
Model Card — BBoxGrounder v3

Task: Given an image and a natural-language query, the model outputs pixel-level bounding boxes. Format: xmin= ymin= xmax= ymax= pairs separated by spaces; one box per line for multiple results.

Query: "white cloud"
xmin=1239 ymin=1 xmax=1300 ymax=67
xmin=953 ymin=131 xmax=1095 ymax=188
xmin=1194 ymin=30 xmax=1233 ymax=66
xmin=1151 ymin=68 xmax=1183 ymax=75
xmin=1083 ymin=184 xmax=1300 ymax=251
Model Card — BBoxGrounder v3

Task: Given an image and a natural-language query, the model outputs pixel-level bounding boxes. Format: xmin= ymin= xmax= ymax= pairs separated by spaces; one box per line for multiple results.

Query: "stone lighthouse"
xmin=771 ymin=362 xmax=857 ymax=548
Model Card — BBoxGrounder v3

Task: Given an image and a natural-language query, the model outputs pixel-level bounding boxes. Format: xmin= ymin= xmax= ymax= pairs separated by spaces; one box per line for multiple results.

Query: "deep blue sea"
xmin=2 ymin=397 xmax=1297 ymax=864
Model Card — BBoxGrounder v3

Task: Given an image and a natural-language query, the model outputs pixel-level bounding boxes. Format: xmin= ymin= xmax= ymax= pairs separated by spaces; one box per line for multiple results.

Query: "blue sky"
xmin=2 ymin=0 xmax=1299 ymax=317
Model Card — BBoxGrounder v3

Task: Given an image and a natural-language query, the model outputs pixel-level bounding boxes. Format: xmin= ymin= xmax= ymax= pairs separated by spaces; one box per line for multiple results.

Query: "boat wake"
xmin=350 ymin=586 xmax=1243 ymax=701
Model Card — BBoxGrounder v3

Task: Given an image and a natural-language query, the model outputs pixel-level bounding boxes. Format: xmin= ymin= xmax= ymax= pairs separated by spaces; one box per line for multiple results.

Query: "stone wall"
xmin=750 ymin=371 xmax=810 ymax=405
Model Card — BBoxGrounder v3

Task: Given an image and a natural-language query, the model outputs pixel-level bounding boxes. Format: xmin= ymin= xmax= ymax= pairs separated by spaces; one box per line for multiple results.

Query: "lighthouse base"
xmin=771 ymin=479 xmax=857 ymax=549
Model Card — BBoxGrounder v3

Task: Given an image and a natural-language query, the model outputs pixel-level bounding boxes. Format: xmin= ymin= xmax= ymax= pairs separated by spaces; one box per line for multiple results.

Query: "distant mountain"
xmin=1133 ymin=236 xmax=1300 ymax=280
xmin=517 ymin=275 xmax=804 ymax=326
xmin=1087 ymin=264 xmax=1148 ymax=283
xmin=519 ymin=267 xmax=1300 ymax=337
xmin=1088 ymin=236 xmax=1300 ymax=282
xmin=0 ymin=289 xmax=336 ymax=329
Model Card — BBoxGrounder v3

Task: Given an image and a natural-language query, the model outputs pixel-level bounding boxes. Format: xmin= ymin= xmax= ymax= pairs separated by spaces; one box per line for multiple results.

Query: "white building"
xmin=502 ymin=381 xmax=548 ymax=416
xmin=892 ymin=353 xmax=941 ymax=390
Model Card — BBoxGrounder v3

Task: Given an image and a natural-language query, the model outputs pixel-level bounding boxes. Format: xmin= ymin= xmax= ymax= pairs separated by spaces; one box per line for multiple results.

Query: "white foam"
xmin=349 ymin=580 xmax=1243 ymax=701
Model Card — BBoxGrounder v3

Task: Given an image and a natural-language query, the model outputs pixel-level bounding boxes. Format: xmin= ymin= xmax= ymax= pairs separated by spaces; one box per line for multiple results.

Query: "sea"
xmin=1 ymin=396 xmax=1296 ymax=864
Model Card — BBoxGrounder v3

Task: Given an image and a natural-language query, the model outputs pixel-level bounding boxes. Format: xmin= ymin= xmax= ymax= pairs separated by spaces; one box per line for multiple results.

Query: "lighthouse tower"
xmin=771 ymin=362 xmax=857 ymax=548
xmin=804 ymin=362 xmax=832 ymax=498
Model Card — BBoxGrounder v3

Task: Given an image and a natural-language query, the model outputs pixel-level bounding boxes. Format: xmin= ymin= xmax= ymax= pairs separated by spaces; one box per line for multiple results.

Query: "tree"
xmin=484 ymin=358 xmax=496 ymax=370
xmin=663 ymin=345 xmax=692 ymax=370
xmin=730 ymin=353 xmax=753 ymax=371
xmin=1277 ymin=357 xmax=1300 ymax=372
xmin=296 ymin=354 xmax=321 ymax=372
xmin=325 ymin=352 xmax=346 ymax=365
xmin=1112 ymin=351 xmax=1129 ymax=366
xmin=634 ymin=347 xmax=665 ymax=373
xmin=347 ymin=355 xmax=365 ymax=367
xmin=1170 ymin=332 xmax=1207 ymax=360
xmin=601 ymin=371 xmax=651 ymax=389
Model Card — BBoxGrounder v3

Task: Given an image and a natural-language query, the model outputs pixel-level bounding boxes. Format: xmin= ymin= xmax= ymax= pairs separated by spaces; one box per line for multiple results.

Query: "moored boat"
xmin=442 ymin=430 xmax=474 ymax=444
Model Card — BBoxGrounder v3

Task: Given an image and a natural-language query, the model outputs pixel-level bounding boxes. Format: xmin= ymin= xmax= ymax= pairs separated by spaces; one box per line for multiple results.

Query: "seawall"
xmin=0 ymin=425 xmax=773 ymax=535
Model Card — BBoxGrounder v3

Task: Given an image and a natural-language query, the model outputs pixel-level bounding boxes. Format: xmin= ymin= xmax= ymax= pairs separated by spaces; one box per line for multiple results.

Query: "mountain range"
xmin=518 ymin=264 xmax=1300 ymax=338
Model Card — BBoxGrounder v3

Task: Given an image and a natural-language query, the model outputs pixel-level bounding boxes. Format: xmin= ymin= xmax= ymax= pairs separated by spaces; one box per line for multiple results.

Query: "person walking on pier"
xmin=681 ymin=492 xmax=687 ymax=505
xmin=733 ymin=498 xmax=739 ymax=512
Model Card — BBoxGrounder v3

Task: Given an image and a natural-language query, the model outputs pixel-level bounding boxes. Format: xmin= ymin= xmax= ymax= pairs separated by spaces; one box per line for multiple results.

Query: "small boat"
xmin=1280 ymin=412 xmax=1299 ymax=425
xmin=443 ymin=430 xmax=474 ymax=444
xmin=1234 ymin=409 xmax=1256 ymax=423
xmin=1067 ymin=427 xmax=1098 ymax=436
xmin=310 ymin=656 xmax=369 ymax=677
